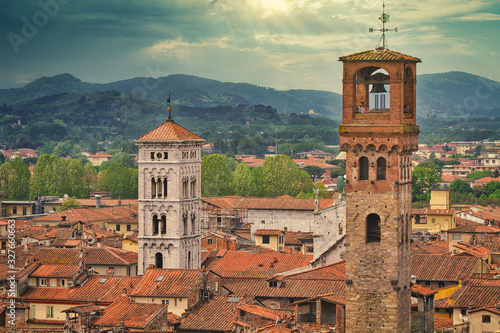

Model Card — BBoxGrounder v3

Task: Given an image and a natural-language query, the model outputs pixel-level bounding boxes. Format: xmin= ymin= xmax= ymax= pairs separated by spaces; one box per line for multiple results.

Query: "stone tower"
xmin=338 ymin=48 xmax=420 ymax=332
xmin=135 ymin=106 xmax=204 ymax=275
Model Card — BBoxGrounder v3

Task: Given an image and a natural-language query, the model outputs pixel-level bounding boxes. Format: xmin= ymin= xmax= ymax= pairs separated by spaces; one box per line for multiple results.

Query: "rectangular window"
xmin=279 ymin=236 xmax=284 ymax=244
xmin=162 ymin=299 xmax=169 ymax=305
xmin=46 ymin=306 xmax=54 ymax=318
xmin=262 ymin=236 xmax=270 ymax=244
xmin=61 ymin=279 xmax=66 ymax=287
xmin=31 ymin=304 xmax=36 ymax=318
xmin=127 ymin=224 xmax=131 ymax=231
xmin=306 ymin=246 xmax=314 ymax=253
xmin=29 ymin=278 xmax=36 ymax=286
xmin=50 ymin=279 xmax=57 ymax=287
xmin=40 ymin=278 xmax=47 ymax=286
xmin=207 ymin=238 xmax=213 ymax=245
xmin=116 ymin=224 xmax=121 ymax=232
xmin=13 ymin=207 xmax=17 ymax=215
xmin=452 ymin=233 xmax=462 ymax=241
xmin=269 ymin=281 xmax=278 ymax=288
xmin=22 ymin=207 xmax=27 ymax=215
xmin=482 ymin=315 xmax=491 ymax=323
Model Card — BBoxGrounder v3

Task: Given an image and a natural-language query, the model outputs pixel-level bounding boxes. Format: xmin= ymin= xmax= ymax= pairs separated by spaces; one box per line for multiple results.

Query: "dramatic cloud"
xmin=0 ymin=0 xmax=499 ymax=91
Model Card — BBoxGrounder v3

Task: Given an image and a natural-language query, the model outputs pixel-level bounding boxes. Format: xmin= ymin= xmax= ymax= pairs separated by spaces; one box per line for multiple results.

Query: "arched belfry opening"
xmin=155 ymin=252 xmax=163 ymax=269
xmin=404 ymin=67 xmax=415 ymax=117
xmin=354 ymin=67 xmax=390 ymax=113
xmin=377 ymin=157 xmax=387 ymax=180
xmin=359 ymin=156 xmax=369 ymax=180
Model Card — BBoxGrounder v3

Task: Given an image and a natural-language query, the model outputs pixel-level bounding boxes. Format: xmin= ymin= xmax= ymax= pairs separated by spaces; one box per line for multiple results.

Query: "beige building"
xmin=412 ymin=190 xmax=456 ymax=234
xmin=254 ymin=229 xmax=284 ymax=251
xmin=468 ymin=306 xmax=500 ymax=333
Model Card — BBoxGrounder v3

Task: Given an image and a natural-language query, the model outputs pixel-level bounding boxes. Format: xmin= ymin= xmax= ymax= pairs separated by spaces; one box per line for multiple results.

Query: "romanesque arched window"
xmin=183 ymin=213 xmax=188 ymax=235
xmin=163 ymin=178 xmax=168 ymax=198
xmin=377 ymin=157 xmax=386 ymax=180
xmin=151 ymin=178 xmax=156 ymax=198
xmin=366 ymin=213 xmax=381 ymax=243
xmin=359 ymin=156 xmax=369 ymax=180
xmin=155 ymin=252 xmax=163 ymax=269
xmin=152 ymin=215 xmax=159 ymax=235
xmin=188 ymin=251 xmax=192 ymax=269
xmin=191 ymin=213 xmax=196 ymax=235
xmin=161 ymin=215 xmax=166 ymax=234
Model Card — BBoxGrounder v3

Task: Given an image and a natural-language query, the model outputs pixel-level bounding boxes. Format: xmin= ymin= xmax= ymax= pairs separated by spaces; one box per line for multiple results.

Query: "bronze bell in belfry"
xmin=370 ymin=83 xmax=387 ymax=93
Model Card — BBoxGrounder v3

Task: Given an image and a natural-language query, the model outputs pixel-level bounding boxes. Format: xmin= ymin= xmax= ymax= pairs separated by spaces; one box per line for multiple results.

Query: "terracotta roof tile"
xmin=207 ymin=251 xmax=312 ymax=279
xmin=129 ymin=268 xmax=203 ymax=298
xmin=448 ymin=224 xmax=500 ymax=234
xmin=448 ymin=285 xmax=500 ymax=309
xmin=411 ymin=240 xmax=449 ymax=255
xmin=33 ymin=207 xmax=116 ymax=223
xmin=237 ymin=304 xmax=284 ymax=321
xmin=434 ymin=316 xmax=453 ymax=329
xmin=412 ymin=254 xmax=480 ymax=282
xmin=339 ymin=48 xmax=421 ymax=62
xmin=411 ymin=284 xmax=437 ymax=297
xmin=90 ymin=299 xmax=168 ymax=329
xmin=412 ymin=208 xmax=455 ymax=216
xmin=21 ymin=275 xmax=140 ymax=303
xmin=85 ymin=247 xmax=138 ymax=266
xmin=255 ymin=229 xmax=282 ymax=236
xmin=30 ymin=264 xmax=83 ymax=278
xmin=136 ymin=120 xmax=204 ymax=142
xmin=179 ymin=296 xmax=252 ymax=331
xmin=203 ymin=196 xmax=333 ymax=211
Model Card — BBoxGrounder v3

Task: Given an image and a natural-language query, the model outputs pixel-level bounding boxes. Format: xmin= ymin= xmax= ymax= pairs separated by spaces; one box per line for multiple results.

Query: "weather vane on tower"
xmin=369 ymin=1 xmax=398 ymax=49
xmin=167 ymin=91 xmax=172 ymax=122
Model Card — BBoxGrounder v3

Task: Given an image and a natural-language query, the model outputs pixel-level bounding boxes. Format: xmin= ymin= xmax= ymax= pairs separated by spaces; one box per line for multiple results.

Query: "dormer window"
xmin=269 ymin=281 xmax=278 ymax=288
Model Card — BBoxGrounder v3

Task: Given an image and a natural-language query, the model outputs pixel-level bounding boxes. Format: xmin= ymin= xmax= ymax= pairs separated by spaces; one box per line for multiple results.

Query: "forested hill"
xmin=0 ymin=74 xmax=342 ymax=119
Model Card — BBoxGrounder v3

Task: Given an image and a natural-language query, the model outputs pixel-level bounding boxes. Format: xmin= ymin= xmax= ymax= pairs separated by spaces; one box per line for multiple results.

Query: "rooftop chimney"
xmin=95 ymin=195 xmax=101 ymax=209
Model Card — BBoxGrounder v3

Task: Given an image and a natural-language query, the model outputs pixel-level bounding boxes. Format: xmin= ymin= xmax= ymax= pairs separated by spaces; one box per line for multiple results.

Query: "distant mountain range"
xmin=1 ymin=71 xmax=499 ymax=120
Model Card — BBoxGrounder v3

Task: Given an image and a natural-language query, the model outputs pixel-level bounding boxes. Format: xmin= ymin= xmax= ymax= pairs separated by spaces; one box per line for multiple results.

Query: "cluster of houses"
xmin=0 ymin=189 xmax=499 ymax=332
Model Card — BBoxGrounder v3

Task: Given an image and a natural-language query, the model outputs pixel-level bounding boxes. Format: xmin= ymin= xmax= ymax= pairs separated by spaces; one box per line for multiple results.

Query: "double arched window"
xmin=359 ymin=156 xmax=387 ymax=181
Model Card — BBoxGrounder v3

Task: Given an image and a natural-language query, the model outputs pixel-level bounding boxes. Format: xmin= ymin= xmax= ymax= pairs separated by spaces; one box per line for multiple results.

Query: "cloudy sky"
xmin=1 ymin=0 xmax=499 ymax=93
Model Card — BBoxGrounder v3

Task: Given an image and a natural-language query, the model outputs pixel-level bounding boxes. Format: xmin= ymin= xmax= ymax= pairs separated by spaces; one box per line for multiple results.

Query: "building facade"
xmin=135 ymin=111 xmax=204 ymax=274
xmin=338 ymin=47 xmax=420 ymax=332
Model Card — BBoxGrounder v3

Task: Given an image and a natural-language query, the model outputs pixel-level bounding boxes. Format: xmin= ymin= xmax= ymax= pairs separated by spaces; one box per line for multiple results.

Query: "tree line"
xmin=0 ymin=155 xmax=137 ymax=201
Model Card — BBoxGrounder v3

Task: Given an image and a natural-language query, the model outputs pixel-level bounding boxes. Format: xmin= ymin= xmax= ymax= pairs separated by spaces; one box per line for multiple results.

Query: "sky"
xmin=1 ymin=0 xmax=500 ymax=93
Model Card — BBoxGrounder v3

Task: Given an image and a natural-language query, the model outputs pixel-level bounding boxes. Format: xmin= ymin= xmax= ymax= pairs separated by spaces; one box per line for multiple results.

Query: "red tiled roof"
xmin=276 ymin=261 xmax=346 ymax=281
xmin=203 ymin=196 xmax=333 ymax=211
xmin=434 ymin=316 xmax=453 ymax=329
xmin=90 ymin=299 xmax=168 ymax=329
xmin=30 ymin=264 xmax=82 ymax=278
xmin=222 ymin=277 xmax=345 ymax=299
xmin=136 ymin=119 xmax=204 ymax=142
xmin=413 ymin=208 xmax=455 ymax=216
xmin=411 ymin=240 xmax=449 ymax=255
xmin=448 ymin=224 xmax=500 ymax=234
xmin=21 ymin=275 xmax=140 ymax=303
xmin=284 ymin=231 xmax=313 ymax=245
xmin=448 ymin=285 xmax=500 ymax=309
xmin=412 ymin=254 xmax=480 ymax=282
xmin=129 ymin=268 xmax=203 ymax=298
xmin=85 ymin=247 xmax=138 ymax=266
xmin=207 ymin=251 xmax=312 ymax=279
xmin=33 ymin=208 xmax=116 ymax=223
xmin=179 ymin=296 xmax=252 ymax=331
xmin=411 ymin=284 xmax=437 ymax=297
xmin=339 ymin=48 xmax=421 ymax=62
xmin=237 ymin=304 xmax=284 ymax=321
xmin=254 ymin=229 xmax=282 ymax=236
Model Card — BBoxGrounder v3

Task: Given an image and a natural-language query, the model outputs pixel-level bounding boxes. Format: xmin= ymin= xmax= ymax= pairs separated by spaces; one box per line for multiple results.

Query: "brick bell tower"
xmin=338 ymin=45 xmax=420 ymax=332
xmin=135 ymin=98 xmax=204 ymax=274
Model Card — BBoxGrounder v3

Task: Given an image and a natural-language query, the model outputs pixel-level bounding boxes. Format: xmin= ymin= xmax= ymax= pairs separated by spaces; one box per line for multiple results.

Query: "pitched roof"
xmin=21 ymin=275 xmax=140 ymax=303
xmin=254 ymin=229 xmax=282 ymax=236
xmin=179 ymin=296 xmax=252 ymax=331
xmin=85 ymin=247 xmax=138 ymax=266
xmin=448 ymin=224 xmax=500 ymax=234
xmin=203 ymin=196 xmax=333 ymax=211
xmin=90 ymin=299 xmax=168 ymax=329
xmin=411 ymin=284 xmax=437 ymax=297
xmin=412 ymin=208 xmax=455 ymax=216
xmin=30 ymin=264 xmax=83 ymax=278
xmin=411 ymin=240 xmax=449 ymax=255
xmin=338 ymin=48 xmax=421 ymax=62
xmin=237 ymin=304 xmax=284 ymax=321
xmin=33 ymin=207 xmax=116 ymax=223
xmin=221 ymin=277 xmax=345 ymax=299
xmin=207 ymin=251 xmax=312 ymax=279
xmin=434 ymin=316 xmax=453 ymax=330
xmin=129 ymin=268 xmax=203 ymax=298
xmin=135 ymin=119 xmax=204 ymax=142
xmin=448 ymin=285 xmax=500 ymax=309
xmin=412 ymin=254 xmax=480 ymax=282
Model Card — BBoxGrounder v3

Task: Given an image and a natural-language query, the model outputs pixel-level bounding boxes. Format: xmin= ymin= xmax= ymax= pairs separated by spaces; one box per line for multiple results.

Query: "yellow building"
xmin=412 ymin=190 xmax=456 ymax=233
xmin=254 ymin=229 xmax=284 ymax=251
